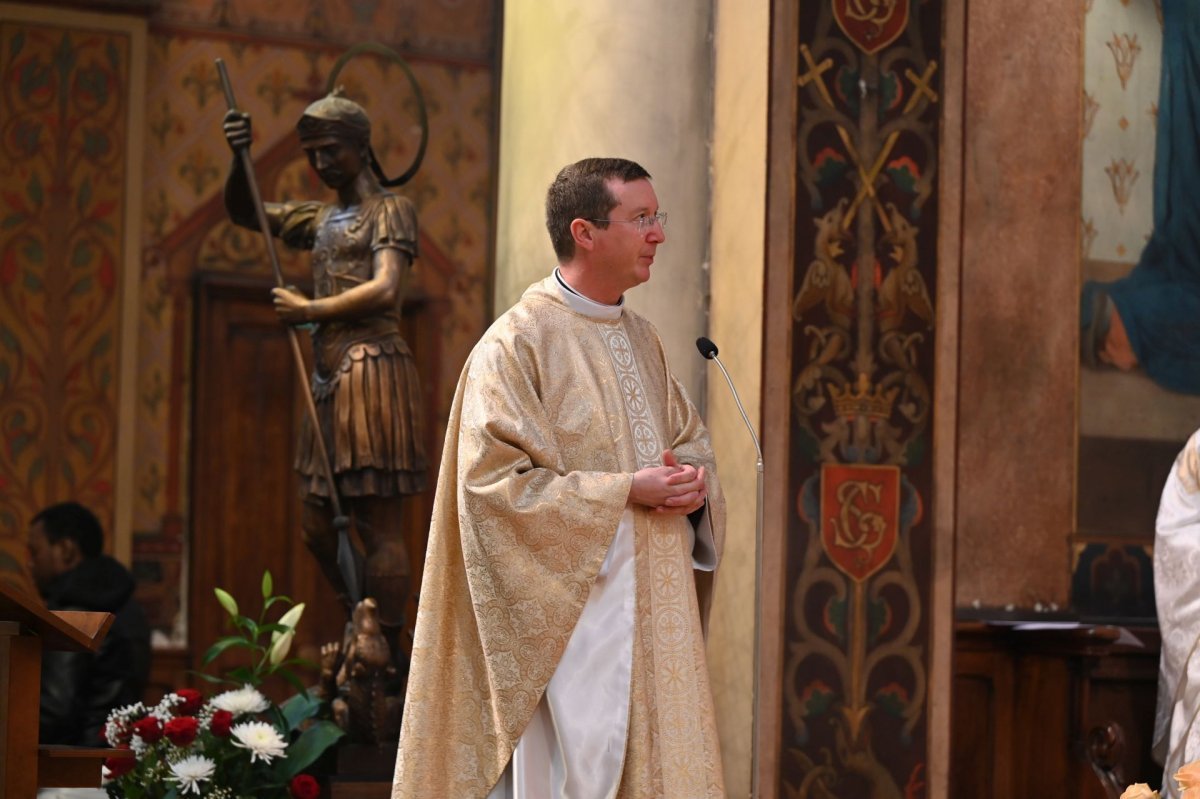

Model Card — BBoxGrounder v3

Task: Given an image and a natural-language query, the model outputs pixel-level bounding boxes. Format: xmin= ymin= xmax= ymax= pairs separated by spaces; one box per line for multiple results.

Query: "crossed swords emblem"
xmin=796 ymin=43 xmax=939 ymax=234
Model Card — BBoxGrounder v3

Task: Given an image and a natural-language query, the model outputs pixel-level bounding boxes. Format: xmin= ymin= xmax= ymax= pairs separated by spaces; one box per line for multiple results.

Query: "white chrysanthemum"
xmin=230 ymin=721 xmax=287 ymax=763
xmin=210 ymin=685 xmax=269 ymax=716
xmin=168 ymin=755 xmax=216 ymax=795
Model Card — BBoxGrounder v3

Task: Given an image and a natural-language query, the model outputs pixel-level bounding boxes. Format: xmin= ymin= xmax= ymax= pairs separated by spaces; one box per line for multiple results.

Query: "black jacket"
xmin=39 ymin=556 xmax=151 ymax=746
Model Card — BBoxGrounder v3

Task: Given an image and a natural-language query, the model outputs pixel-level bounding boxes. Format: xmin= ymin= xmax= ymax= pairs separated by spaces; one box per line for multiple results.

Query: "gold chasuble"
xmin=393 ymin=274 xmax=727 ymax=798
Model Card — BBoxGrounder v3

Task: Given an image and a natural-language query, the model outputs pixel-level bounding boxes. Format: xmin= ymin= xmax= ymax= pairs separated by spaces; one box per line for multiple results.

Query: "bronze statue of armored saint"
xmin=220 ymin=90 xmax=427 ymax=710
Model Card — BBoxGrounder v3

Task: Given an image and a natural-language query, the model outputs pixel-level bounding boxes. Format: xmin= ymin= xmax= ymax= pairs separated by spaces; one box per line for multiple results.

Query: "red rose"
xmin=174 ymin=688 xmax=204 ymax=716
xmin=289 ymin=774 xmax=321 ymax=799
xmin=102 ymin=747 xmax=136 ymax=779
xmin=209 ymin=709 xmax=233 ymax=737
xmin=164 ymin=716 xmax=199 ymax=746
xmin=131 ymin=716 xmax=162 ymax=744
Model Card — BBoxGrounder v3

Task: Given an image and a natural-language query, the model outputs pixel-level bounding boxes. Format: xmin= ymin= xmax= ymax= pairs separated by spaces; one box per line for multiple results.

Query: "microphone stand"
xmin=698 ymin=338 xmax=763 ymax=799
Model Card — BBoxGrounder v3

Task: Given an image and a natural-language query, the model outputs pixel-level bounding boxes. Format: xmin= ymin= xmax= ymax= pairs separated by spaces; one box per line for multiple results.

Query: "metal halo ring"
xmin=325 ymin=42 xmax=428 ymax=188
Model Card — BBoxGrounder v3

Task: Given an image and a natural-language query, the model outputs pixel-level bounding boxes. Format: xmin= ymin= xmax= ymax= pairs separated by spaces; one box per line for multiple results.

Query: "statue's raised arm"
xmin=220 ymin=109 xmax=281 ymax=233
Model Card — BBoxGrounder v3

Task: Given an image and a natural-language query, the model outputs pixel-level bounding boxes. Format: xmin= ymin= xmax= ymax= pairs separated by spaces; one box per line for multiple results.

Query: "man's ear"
xmin=570 ymin=218 xmax=596 ymax=252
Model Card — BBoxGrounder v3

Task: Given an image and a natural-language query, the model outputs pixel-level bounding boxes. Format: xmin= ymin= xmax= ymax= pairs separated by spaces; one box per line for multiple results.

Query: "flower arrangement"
xmin=101 ymin=572 xmax=343 ymax=798
xmin=1122 ymin=760 xmax=1200 ymax=798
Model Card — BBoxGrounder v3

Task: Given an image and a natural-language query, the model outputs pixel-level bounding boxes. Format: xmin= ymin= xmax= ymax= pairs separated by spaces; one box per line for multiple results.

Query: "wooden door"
xmin=189 ymin=274 xmax=344 ymax=692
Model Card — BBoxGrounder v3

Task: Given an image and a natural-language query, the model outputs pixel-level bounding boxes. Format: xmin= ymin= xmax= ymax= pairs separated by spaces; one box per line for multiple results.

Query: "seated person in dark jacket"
xmin=27 ymin=502 xmax=151 ymax=746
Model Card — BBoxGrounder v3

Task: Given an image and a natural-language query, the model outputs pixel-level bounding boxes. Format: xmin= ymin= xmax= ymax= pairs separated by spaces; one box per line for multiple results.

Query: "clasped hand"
xmin=629 ymin=450 xmax=707 ymax=516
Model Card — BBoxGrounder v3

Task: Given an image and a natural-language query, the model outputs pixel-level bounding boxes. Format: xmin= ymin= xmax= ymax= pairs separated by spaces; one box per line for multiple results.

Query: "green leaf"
xmin=277 ymin=656 xmax=318 ymax=672
xmin=91 ymin=333 xmax=111 ymax=357
xmin=200 ymin=635 xmax=254 ymax=666
xmin=18 ymin=58 xmax=49 ymax=101
xmin=262 ymin=595 xmax=293 ymax=612
xmin=275 ymin=666 xmax=308 ymax=696
xmin=26 ymin=173 xmax=42 ymax=206
xmin=278 ymin=720 xmax=344 ymax=778
xmin=241 ymin=617 xmax=260 ymax=639
xmin=12 ymin=432 xmax=30 ymax=459
xmin=280 ymin=692 xmax=321 ymax=731
xmin=71 ymin=240 xmax=91 ymax=268
xmin=261 ymin=570 xmax=273 ymax=599
xmin=189 ymin=670 xmax=226 ymax=684
xmin=70 ymin=433 xmax=94 ymax=462
xmin=213 ymin=587 xmax=238 ymax=617
xmin=23 ymin=238 xmax=42 ymax=264
xmin=76 ymin=179 xmax=91 ymax=216
xmin=55 ymin=33 xmax=76 ymax=76
xmin=226 ymin=666 xmax=255 ymax=685
xmin=163 ymin=788 xmax=178 ymax=799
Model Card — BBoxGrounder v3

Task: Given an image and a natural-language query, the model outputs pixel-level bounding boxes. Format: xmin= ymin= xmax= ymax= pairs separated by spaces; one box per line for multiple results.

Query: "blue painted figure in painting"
xmin=1081 ymin=0 xmax=1200 ymax=394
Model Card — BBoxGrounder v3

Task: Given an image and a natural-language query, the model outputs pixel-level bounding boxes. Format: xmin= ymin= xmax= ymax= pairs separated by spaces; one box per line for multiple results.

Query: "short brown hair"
xmin=545 ymin=158 xmax=651 ymax=262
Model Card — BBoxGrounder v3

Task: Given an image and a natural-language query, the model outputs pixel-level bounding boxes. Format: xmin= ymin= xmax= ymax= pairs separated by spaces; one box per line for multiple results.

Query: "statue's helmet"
xmin=296 ymin=87 xmax=371 ymax=145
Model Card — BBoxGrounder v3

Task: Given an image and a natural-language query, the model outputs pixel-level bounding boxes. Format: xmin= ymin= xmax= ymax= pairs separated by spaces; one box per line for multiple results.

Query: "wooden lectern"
xmin=0 ymin=581 xmax=132 ymax=797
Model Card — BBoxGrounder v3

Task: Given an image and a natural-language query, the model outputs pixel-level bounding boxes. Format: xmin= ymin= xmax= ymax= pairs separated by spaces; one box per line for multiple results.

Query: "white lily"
xmin=269 ymin=602 xmax=305 ymax=666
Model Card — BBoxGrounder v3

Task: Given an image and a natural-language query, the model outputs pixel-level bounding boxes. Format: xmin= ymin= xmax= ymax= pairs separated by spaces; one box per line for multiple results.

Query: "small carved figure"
xmin=315 ymin=598 xmax=402 ymax=745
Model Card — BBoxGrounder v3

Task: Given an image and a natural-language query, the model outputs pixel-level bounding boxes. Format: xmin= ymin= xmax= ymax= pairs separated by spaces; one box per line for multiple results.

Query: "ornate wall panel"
xmin=0 ymin=14 xmax=135 ymax=589
xmin=1080 ymin=0 xmax=1161 ymax=263
xmin=771 ymin=2 xmax=942 ymax=795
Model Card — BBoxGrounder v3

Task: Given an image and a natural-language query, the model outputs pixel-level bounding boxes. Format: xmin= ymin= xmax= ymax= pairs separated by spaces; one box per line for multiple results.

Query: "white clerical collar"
xmin=553 ymin=268 xmax=623 ymax=320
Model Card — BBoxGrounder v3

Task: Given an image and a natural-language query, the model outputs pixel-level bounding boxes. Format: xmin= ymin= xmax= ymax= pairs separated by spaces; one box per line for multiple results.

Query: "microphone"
xmin=695 ymin=338 xmax=761 ymax=463
xmin=695 ymin=336 xmax=763 ymax=799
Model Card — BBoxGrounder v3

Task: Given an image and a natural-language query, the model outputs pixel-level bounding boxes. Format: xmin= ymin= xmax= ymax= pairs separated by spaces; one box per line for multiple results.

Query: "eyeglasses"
xmin=587 ymin=211 xmax=668 ymax=232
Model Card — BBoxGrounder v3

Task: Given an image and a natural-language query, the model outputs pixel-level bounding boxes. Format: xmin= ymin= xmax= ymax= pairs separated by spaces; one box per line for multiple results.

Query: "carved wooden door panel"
xmin=189 ymin=273 xmax=344 ymax=690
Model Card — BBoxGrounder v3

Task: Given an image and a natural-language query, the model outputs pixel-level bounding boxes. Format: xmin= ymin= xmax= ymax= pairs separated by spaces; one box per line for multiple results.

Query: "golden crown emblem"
xmin=828 ymin=373 xmax=899 ymax=421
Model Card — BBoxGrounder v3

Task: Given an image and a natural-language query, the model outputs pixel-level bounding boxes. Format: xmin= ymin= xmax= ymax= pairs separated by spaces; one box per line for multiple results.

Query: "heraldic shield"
xmin=833 ymin=0 xmax=910 ymax=55
xmin=819 ymin=463 xmax=900 ymax=582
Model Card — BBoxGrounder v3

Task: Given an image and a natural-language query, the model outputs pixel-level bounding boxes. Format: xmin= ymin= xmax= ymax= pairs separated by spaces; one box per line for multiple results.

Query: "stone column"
xmin=495 ymin=1 xmax=714 ymax=399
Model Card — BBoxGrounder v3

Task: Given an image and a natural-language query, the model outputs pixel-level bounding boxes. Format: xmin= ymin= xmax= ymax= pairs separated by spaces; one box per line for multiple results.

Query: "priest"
xmin=393 ymin=158 xmax=727 ymax=798
xmin=1154 ymin=428 xmax=1200 ymax=798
